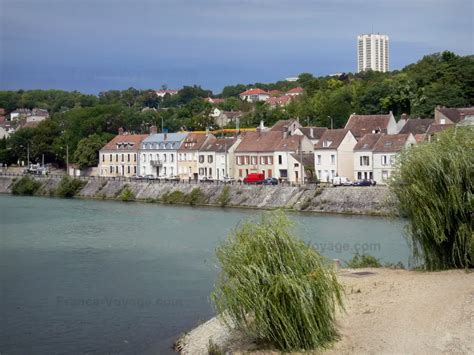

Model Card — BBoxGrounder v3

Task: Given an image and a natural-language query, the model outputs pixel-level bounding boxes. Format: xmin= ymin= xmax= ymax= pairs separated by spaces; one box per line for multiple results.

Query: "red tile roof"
xmin=178 ymin=132 xmax=212 ymax=152
xmin=297 ymin=127 xmax=327 ymax=140
xmin=239 ymin=88 xmax=269 ymax=96
xmin=345 ymin=113 xmax=393 ymax=139
xmin=269 ymin=119 xmax=300 ymax=132
xmin=101 ymin=134 xmax=148 ymax=151
xmin=437 ymin=107 xmax=474 ymax=123
xmin=286 ymin=87 xmax=304 ymax=94
xmin=314 ymin=129 xmax=351 ymax=149
xmin=354 ymin=133 xmax=383 ymax=151
xmin=266 ymin=95 xmax=292 ymax=106
xmin=235 ymin=131 xmax=283 ymax=152
xmin=201 ymin=137 xmax=239 ymax=152
xmin=373 ymin=134 xmax=413 ymax=153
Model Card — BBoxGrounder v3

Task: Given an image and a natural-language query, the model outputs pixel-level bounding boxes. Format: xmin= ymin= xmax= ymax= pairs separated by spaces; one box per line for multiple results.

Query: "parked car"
xmin=220 ymin=176 xmax=235 ymax=184
xmin=263 ymin=177 xmax=278 ymax=185
xmin=243 ymin=173 xmax=265 ymax=184
xmin=166 ymin=175 xmax=180 ymax=182
xmin=144 ymin=174 xmax=155 ymax=180
xmin=332 ymin=176 xmax=351 ymax=187
xmin=200 ymin=176 xmax=214 ymax=183
xmin=353 ymin=179 xmax=372 ymax=186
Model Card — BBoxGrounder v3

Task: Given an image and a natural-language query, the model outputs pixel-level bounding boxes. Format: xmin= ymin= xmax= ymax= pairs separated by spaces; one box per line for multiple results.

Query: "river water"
xmin=0 ymin=195 xmax=409 ymax=354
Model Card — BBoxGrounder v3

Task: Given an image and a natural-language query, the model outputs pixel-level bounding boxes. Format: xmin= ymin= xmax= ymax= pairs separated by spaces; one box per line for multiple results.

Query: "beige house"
xmin=177 ymin=132 xmax=214 ymax=181
xmin=98 ymin=128 xmax=148 ymax=177
xmin=372 ymin=133 xmax=416 ymax=184
xmin=353 ymin=133 xmax=383 ymax=181
xmin=197 ymin=137 xmax=240 ymax=180
xmin=314 ymin=129 xmax=357 ymax=182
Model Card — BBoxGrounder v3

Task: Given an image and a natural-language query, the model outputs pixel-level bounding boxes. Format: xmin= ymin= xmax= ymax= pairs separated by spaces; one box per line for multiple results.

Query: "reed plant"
xmin=211 ymin=211 xmax=344 ymax=351
xmin=390 ymin=127 xmax=473 ymax=270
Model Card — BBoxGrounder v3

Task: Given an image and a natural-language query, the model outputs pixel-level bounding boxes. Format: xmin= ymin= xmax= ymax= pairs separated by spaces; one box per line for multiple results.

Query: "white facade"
xmin=357 ymin=34 xmax=389 ymax=73
xmin=353 ymin=151 xmax=374 ymax=181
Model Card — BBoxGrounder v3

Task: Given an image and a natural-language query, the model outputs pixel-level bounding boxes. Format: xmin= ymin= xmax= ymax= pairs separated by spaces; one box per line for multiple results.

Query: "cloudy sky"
xmin=0 ymin=0 xmax=472 ymax=94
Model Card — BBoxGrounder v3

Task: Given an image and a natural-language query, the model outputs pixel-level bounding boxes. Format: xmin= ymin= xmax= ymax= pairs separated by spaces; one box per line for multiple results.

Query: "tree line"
xmin=0 ymin=51 xmax=472 ymax=168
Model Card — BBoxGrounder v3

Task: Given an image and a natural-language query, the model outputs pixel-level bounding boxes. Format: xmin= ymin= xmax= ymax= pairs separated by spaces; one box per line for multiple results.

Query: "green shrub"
xmin=55 ymin=177 xmax=86 ymax=198
xmin=211 ymin=211 xmax=344 ymax=351
xmin=217 ymin=186 xmax=231 ymax=207
xmin=390 ymin=128 xmax=473 ymax=270
xmin=161 ymin=190 xmax=186 ymax=204
xmin=346 ymin=253 xmax=382 ymax=268
xmin=185 ymin=187 xmax=205 ymax=206
xmin=11 ymin=176 xmax=41 ymax=196
xmin=118 ymin=186 xmax=135 ymax=202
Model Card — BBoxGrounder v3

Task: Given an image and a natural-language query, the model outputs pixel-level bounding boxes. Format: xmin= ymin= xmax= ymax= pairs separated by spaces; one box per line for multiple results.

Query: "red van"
xmin=243 ymin=173 xmax=265 ymax=184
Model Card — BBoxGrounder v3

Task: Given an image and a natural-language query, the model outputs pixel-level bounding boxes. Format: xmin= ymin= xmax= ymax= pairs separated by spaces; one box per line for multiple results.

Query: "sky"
xmin=0 ymin=0 xmax=472 ymax=94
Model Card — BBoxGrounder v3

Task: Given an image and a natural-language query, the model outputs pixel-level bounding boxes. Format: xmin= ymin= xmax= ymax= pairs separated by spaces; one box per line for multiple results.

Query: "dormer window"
xmin=323 ymin=140 xmax=332 ymax=147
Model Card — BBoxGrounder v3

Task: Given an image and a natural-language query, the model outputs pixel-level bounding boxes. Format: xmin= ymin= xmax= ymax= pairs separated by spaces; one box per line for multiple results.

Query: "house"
xmin=234 ymin=129 xmax=313 ymax=182
xmin=239 ymin=88 xmax=270 ymax=102
xmin=210 ymin=107 xmax=223 ymax=119
xmin=26 ymin=109 xmax=49 ymax=124
xmin=344 ymin=112 xmax=398 ymax=140
xmin=285 ymin=87 xmax=304 ymax=96
xmin=214 ymin=111 xmax=243 ymax=128
xmin=98 ymin=128 xmax=148 ymax=177
xmin=269 ymin=119 xmax=302 ymax=134
xmin=177 ymin=132 xmax=214 ymax=181
xmin=290 ymin=153 xmax=316 ymax=182
xmin=314 ymin=129 xmax=357 ymax=182
xmin=398 ymin=118 xmax=434 ymax=135
xmin=372 ymin=134 xmax=416 ymax=184
xmin=155 ymin=89 xmax=179 ymax=98
xmin=294 ymin=126 xmax=328 ymax=145
xmin=353 ymin=133 xmax=383 ymax=181
xmin=9 ymin=108 xmax=32 ymax=121
xmin=434 ymin=106 xmax=474 ymax=125
xmin=197 ymin=137 xmax=240 ymax=180
xmin=265 ymin=95 xmax=292 ymax=108
xmin=139 ymin=131 xmax=188 ymax=177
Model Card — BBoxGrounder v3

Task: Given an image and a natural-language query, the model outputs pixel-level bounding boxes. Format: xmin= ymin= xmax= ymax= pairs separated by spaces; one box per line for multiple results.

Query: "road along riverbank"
xmin=0 ymin=175 xmax=397 ymax=215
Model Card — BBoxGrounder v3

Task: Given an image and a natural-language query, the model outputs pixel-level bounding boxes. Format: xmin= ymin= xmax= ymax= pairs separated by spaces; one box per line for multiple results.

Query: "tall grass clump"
xmin=11 ymin=176 xmax=41 ymax=195
xmin=56 ymin=176 xmax=86 ymax=197
xmin=211 ymin=211 xmax=344 ymax=351
xmin=118 ymin=186 xmax=135 ymax=202
xmin=217 ymin=186 xmax=231 ymax=207
xmin=390 ymin=127 xmax=473 ymax=270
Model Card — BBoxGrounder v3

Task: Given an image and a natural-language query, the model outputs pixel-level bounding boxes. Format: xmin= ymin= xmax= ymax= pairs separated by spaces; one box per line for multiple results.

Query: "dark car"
xmin=353 ymin=179 xmax=371 ymax=186
xmin=263 ymin=177 xmax=278 ymax=185
xmin=200 ymin=176 xmax=214 ymax=183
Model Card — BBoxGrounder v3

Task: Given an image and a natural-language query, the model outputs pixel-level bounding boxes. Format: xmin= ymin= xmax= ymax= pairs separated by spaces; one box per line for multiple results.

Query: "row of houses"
xmin=97 ymin=106 xmax=473 ymax=184
xmin=0 ymin=108 xmax=50 ymax=139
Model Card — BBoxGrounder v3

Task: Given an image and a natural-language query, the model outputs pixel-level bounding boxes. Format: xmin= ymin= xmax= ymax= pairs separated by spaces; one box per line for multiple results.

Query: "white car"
xmin=220 ymin=176 xmax=235 ymax=184
xmin=332 ymin=176 xmax=351 ymax=187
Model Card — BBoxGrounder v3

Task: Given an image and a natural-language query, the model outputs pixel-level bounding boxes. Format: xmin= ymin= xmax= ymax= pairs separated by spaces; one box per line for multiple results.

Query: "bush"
xmin=161 ymin=190 xmax=186 ymax=204
xmin=11 ymin=176 xmax=41 ymax=195
xmin=56 ymin=177 xmax=86 ymax=198
xmin=185 ymin=187 xmax=206 ymax=206
xmin=118 ymin=186 xmax=135 ymax=202
xmin=390 ymin=128 xmax=473 ymax=270
xmin=217 ymin=186 xmax=231 ymax=207
xmin=346 ymin=253 xmax=382 ymax=268
xmin=211 ymin=211 xmax=344 ymax=351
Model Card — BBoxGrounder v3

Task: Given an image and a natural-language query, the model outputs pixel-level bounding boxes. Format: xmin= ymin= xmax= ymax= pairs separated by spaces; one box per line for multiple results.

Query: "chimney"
xmin=310 ymin=127 xmax=314 ymax=138
xmin=460 ymin=113 xmax=466 ymax=121
xmin=259 ymin=120 xmax=265 ymax=130
xmin=283 ymin=130 xmax=288 ymax=139
xmin=401 ymin=113 xmax=407 ymax=120
xmin=118 ymin=127 xmax=124 ymax=135
xmin=150 ymin=125 xmax=157 ymax=134
xmin=205 ymin=127 xmax=209 ymax=136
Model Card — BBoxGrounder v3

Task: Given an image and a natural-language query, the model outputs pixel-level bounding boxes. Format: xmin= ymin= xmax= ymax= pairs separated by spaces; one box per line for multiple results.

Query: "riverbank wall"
xmin=0 ymin=175 xmax=398 ymax=215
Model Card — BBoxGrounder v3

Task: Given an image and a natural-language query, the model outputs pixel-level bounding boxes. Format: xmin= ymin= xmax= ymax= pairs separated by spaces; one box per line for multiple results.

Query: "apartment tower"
xmin=357 ymin=34 xmax=389 ymax=73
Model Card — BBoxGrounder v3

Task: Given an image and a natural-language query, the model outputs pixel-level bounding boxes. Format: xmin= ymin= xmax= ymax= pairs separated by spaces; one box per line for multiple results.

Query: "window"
xmin=260 ymin=156 xmax=264 ymax=165
xmin=208 ymin=155 xmax=213 ymax=163
xmin=199 ymin=168 xmax=204 ymax=175
xmin=184 ymin=153 xmax=187 ymax=160
xmin=236 ymin=156 xmax=242 ymax=165
xmin=127 ymin=166 xmax=130 ymax=174
xmin=251 ymin=156 xmax=257 ymax=165
xmin=121 ymin=154 xmax=124 ymax=162
xmin=268 ymin=156 xmax=273 ymax=164
xmin=115 ymin=154 xmax=118 ymax=162
xmin=134 ymin=154 xmax=136 ymax=162
xmin=163 ymin=154 xmax=167 ymax=162
xmin=127 ymin=154 xmax=130 ymax=162
xmin=323 ymin=140 xmax=332 ymax=147
xmin=109 ymin=154 xmax=112 ymax=162
xmin=331 ymin=155 xmax=336 ymax=165
xmin=239 ymin=169 xmax=243 ymax=177
xmin=109 ymin=166 xmax=113 ymax=173
xmin=360 ymin=156 xmax=370 ymax=166
xmin=389 ymin=155 xmax=395 ymax=165
xmin=268 ymin=169 xmax=272 ymax=177
xmin=134 ymin=166 xmax=136 ymax=174
xmin=244 ymin=156 xmax=249 ymax=165
xmin=382 ymin=170 xmax=389 ymax=180
xmin=278 ymin=155 xmax=282 ymax=164
xmin=331 ymin=170 xmax=335 ymax=178
xmin=115 ymin=166 xmax=119 ymax=173
xmin=209 ymin=168 xmax=212 ymax=176
xmin=357 ymin=172 xmax=362 ymax=179
xmin=164 ymin=167 xmax=167 ymax=175
xmin=199 ymin=155 xmax=204 ymax=163
xmin=171 ymin=154 xmax=174 ymax=163
xmin=279 ymin=170 xmax=288 ymax=178
xmin=317 ymin=155 xmax=321 ymax=165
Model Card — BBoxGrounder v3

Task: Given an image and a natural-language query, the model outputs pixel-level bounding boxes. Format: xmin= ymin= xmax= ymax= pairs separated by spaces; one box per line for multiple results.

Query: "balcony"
xmin=150 ymin=160 xmax=163 ymax=167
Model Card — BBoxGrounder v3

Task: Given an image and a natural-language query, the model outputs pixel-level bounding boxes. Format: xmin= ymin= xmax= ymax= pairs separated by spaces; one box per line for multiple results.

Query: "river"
xmin=0 ymin=195 xmax=409 ymax=354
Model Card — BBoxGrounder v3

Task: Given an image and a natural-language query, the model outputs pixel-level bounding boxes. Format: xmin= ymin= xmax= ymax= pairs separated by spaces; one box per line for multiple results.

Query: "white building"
xmin=239 ymin=88 xmax=270 ymax=103
xmin=139 ymin=132 xmax=188 ymax=177
xmin=314 ymin=129 xmax=357 ymax=182
xmin=372 ymin=133 xmax=416 ymax=184
xmin=353 ymin=133 xmax=382 ymax=181
xmin=198 ymin=137 xmax=240 ymax=180
xmin=357 ymin=34 xmax=389 ymax=73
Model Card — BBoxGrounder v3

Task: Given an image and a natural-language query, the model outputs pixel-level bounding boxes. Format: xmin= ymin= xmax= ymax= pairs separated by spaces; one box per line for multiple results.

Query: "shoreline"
xmin=0 ymin=175 xmax=398 ymax=217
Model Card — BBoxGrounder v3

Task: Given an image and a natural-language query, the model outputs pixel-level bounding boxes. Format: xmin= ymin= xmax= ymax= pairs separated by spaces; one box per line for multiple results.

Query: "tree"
xmin=73 ymin=134 xmax=110 ymax=169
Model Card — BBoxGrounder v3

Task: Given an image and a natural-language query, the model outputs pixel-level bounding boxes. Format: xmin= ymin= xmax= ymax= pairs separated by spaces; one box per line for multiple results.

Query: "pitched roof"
xmin=437 ymin=107 xmax=474 ymax=123
xmin=286 ymin=87 xmax=304 ymax=94
xmin=354 ymin=133 xmax=383 ymax=151
xmin=414 ymin=133 xmax=427 ymax=143
xmin=291 ymin=153 xmax=315 ymax=168
xmin=239 ymin=88 xmax=269 ymax=96
xmin=266 ymin=95 xmax=292 ymax=106
xmin=201 ymin=137 xmax=238 ymax=152
xmin=274 ymin=134 xmax=305 ymax=151
xmin=270 ymin=119 xmax=300 ymax=132
xmin=427 ymin=123 xmax=455 ymax=134
xmin=398 ymin=118 xmax=434 ymax=134
xmin=269 ymin=90 xmax=283 ymax=96
xmin=204 ymin=97 xmax=225 ymax=104
xmin=345 ymin=113 xmax=393 ymax=139
xmin=373 ymin=134 xmax=412 ymax=153
xmin=102 ymin=134 xmax=148 ymax=151
xmin=235 ymin=131 xmax=283 ymax=152
xmin=142 ymin=133 xmax=188 ymax=149
xmin=178 ymin=132 xmax=212 ymax=152
xmin=314 ymin=129 xmax=351 ymax=149
xmin=297 ymin=127 xmax=327 ymax=140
